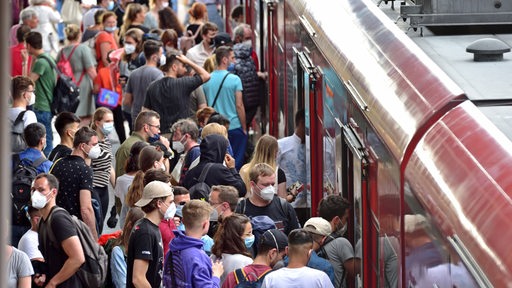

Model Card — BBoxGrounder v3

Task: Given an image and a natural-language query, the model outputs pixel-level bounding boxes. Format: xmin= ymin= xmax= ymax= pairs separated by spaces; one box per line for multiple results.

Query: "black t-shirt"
xmin=38 ymin=206 xmax=81 ymax=287
xmin=277 ymin=167 xmax=286 ymax=184
xmin=126 ymin=218 xmax=164 ymax=288
xmin=237 ymin=195 xmax=300 ymax=235
xmin=51 ymin=155 xmax=94 ymax=219
xmin=144 ymin=75 xmax=203 ymax=131
xmin=48 ymin=144 xmax=72 ymax=162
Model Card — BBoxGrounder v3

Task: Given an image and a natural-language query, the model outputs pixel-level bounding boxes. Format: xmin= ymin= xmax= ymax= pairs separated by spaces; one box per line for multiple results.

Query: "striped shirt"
xmin=91 ymin=138 xmax=113 ymax=188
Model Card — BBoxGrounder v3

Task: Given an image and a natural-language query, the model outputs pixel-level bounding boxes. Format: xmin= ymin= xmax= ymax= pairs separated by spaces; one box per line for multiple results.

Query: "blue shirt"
xmin=17 ymin=147 xmax=53 ymax=174
xmin=203 ymin=70 xmax=243 ymax=130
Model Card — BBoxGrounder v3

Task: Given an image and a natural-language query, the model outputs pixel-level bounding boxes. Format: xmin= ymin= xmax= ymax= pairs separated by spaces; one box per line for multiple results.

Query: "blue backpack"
xmin=234 ymin=267 xmax=272 ymax=288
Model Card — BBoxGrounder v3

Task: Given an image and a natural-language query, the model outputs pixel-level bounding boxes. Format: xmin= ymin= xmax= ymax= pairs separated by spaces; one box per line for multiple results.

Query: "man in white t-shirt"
xmin=18 ymin=206 xmax=45 ymax=278
xmin=9 ymin=76 xmax=38 ymax=151
xmin=262 ymin=229 xmax=334 ymax=288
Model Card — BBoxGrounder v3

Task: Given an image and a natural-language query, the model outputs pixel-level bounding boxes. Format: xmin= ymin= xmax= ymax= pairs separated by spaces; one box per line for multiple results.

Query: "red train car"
xmin=242 ymin=0 xmax=512 ymax=286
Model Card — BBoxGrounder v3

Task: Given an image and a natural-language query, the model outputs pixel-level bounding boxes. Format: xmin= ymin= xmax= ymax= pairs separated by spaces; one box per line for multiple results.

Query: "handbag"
xmin=61 ymin=0 xmax=82 ymax=26
xmin=97 ymin=67 xmax=120 ymax=109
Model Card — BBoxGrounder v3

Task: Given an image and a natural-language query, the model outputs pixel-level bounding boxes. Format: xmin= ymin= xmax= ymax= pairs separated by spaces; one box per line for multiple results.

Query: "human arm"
xmin=110 ymin=246 xmax=127 ymax=288
xmin=223 ymin=156 xmax=247 ymax=197
xmin=18 ymin=276 xmax=32 ymax=288
xmin=46 ymin=236 xmax=85 ymax=288
xmin=132 ymin=259 xmax=151 ymax=288
xmin=110 ymin=165 xmax=116 ymax=188
xmin=99 ymin=42 xmax=113 ymax=67
xmin=178 ymin=54 xmax=210 ymax=83
xmin=123 ymin=92 xmax=133 ymax=106
xmin=79 ymin=189 xmax=98 ymax=240
xmin=235 ymin=90 xmax=246 ymax=133
xmin=86 ymin=65 xmax=97 ymax=80
xmin=190 ymin=260 xmax=223 ymax=288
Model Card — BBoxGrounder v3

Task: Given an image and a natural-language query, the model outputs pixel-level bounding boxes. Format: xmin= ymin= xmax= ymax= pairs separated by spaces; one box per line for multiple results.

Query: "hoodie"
xmin=183 ymin=134 xmax=247 ymax=197
xmin=164 ymin=230 xmax=220 ymax=288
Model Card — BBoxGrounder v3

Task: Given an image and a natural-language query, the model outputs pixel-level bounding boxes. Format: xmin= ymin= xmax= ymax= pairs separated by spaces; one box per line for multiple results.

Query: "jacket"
xmin=183 ymin=134 xmax=247 ymax=197
xmin=233 ymin=43 xmax=261 ymax=109
xmin=164 ymin=230 xmax=220 ymax=288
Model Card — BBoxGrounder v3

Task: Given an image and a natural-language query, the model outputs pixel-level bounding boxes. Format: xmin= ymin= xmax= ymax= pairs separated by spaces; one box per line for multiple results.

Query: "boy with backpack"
xmin=11 ymin=123 xmax=52 ymax=247
xmin=222 ymin=229 xmax=288 ymax=288
xmin=9 ymin=76 xmax=37 ymax=153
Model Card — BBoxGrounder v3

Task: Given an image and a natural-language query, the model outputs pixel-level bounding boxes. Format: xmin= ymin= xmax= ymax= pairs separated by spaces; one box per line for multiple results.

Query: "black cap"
xmin=213 ymin=32 xmax=233 ymax=48
xmin=260 ymin=229 xmax=288 ymax=251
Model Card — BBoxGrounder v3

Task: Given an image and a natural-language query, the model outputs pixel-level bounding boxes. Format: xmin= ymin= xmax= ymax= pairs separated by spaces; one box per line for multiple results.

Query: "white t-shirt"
xmin=8 ymin=107 xmax=37 ymax=129
xmin=115 ymin=173 xmax=135 ymax=228
xmin=210 ymin=253 xmax=253 ymax=285
xmin=18 ymin=229 xmax=43 ymax=260
xmin=262 ymin=266 xmax=334 ymax=288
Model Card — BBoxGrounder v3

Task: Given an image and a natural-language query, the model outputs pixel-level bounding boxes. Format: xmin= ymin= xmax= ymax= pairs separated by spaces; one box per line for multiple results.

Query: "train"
xmin=220 ymin=0 xmax=512 ymax=286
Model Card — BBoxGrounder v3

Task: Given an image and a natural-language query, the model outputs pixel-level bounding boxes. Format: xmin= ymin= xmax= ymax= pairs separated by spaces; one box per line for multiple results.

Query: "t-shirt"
xmin=10 ymin=43 xmax=32 ymax=76
xmin=203 ymin=70 xmax=243 ymax=130
xmin=143 ymin=75 xmax=203 ymax=131
xmin=126 ymin=218 xmax=164 ymax=288
xmin=38 ymin=206 xmax=81 ymax=287
xmin=237 ymin=196 xmax=300 ymax=235
xmin=321 ymin=237 xmax=355 ymax=288
xmin=7 ymin=247 xmax=33 ymax=288
xmin=32 ymin=53 xmax=56 ymax=112
xmin=8 ymin=107 xmax=37 ymax=128
xmin=95 ymin=31 xmax=118 ymax=69
xmin=261 ymin=266 xmax=334 ymax=288
xmin=48 ymin=144 xmax=72 ymax=162
xmin=210 ymin=253 xmax=253 ymax=285
xmin=18 ymin=229 xmax=43 ymax=260
xmin=125 ymin=65 xmax=163 ymax=124
xmin=91 ymin=138 xmax=113 ymax=188
xmin=52 ymin=155 xmax=94 ymax=219
xmin=115 ymin=173 xmax=135 ymax=229
xmin=222 ymin=264 xmax=271 ymax=288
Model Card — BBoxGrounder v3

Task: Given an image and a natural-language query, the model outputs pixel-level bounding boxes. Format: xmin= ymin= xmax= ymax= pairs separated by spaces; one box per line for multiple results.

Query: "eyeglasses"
xmin=147 ymin=123 xmax=160 ymax=129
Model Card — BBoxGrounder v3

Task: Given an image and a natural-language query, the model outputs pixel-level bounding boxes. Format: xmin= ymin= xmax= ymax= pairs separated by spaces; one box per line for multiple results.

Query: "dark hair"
xmin=93 ymin=9 xmax=106 ymax=25
xmin=114 ymin=207 xmax=144 ymax=251
xmin=125 ymin=141 xmax=149 ymax=174
xmin=54 ymin=112 xmax=80 ymax=137
xmin=207 ymin=112 xmax=230 ymax=126
xmin=318 ymin=195 xmax=350 ymax=222
xmin=11 ymin=76 xmax=34 ymax=100
xmin=16 ymin=24 xmax=31 ymax=43
xmin=173 ymin=186 xmax=189 ymax=196
xmin=158 ymin=7 xmax=184 ymax=34
xmin=230 ymin=5 xmax=244 ymax=20
xmin=24 ymin=31 xmax=43 ymax=50
xmin=101 ymin=11 xmax=117 ymax=24
xmin=215 ymin=46 xmax=233 ymax=66
xmin=143 ymin=168 xmax=171 ymax=185
xmin=160 ymin=29 xmax=179 ymax=49
xmin=35 ymin=173 xmax=59 ymax=191
xmin=73 ymin=126 xmax=97 ymax=148
xmin=288 ymin=229 xmax=313 ymax=246
xmin=160 ymin=51 xmax=181 ymax=72
xmin=212 ymin=214 xmax=252 ymax=258
xmin=201 ymin=22 xmax=218 ymax=36
xmin=295 ymin=109 xmax=305 ymax=126
xmin=143 ymin=39 xmax=162 ymax=59
xmin=134 ymin=110 xmax=160 ymax=131
xmin=126 ymin=147 xmax=164 ymax=207
xmin=141 ymin=196 xmax=168 ymax=213
xmin=24 ymin=123 xmax=45 ymax=147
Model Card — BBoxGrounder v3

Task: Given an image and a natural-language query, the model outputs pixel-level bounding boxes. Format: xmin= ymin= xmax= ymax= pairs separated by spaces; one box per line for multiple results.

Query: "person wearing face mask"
xmin=202 ymin=46 xmax=247 ymax=170
xmin=32 ymin=174 xmax=86 ymax=288
xmin=232 ymin=23 xmax=262 ymax=128
xmin=124 ymin=40 xmax=164 ymax=126
xmin=95 ymin=11 xmax=119 ymax=69
xmin=50 ymin=126 xmax=99 ymax=240
xmin=48 ymin=112 xmax=81 ymax=162
xmin=236 ymin=163 xmax=300 ymax=235
xmin=90 ymin=107 xmax=116 ymax=234
xmin=211 ymin=214 xmax=254 ymax=285
xmin=207 ymin=185 xmax=238 ymax=238
xmin=127 ymin=181 xmax=174 ymax=288
xmin=169 ymin=119 xmax=201 ymax=185
xmin=317 ymin=195 xmax=356 ymax=287
xmin=223 ymin=229 xmax=288 ymax=288
xmin=261 ymin=229 xmax=334 ymax=288
xmin=142 ymin=52 xmax=210 ymax=140
xmin=186 ymin=22 xmax=219 ymax=67
xmin=9 ymin=76 xmax=38 ymax=152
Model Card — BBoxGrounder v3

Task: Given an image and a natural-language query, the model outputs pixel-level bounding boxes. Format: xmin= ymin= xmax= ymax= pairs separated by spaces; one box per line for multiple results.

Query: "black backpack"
xmin=12 ymin=154 xmax=46 ymax=226
xmin=233 ymin=267 xmax=272 ymax=288
xmin=11 ymin=111 xmax=27 ymax=153
xmin=40 ymin=55 xmax=80 ymax=115
xmin=188 ymin=163 xmax=214 ymax=201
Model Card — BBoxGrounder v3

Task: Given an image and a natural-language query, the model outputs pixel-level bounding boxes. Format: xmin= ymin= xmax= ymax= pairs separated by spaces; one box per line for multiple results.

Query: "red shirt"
xmin=10 ymin=43 xmax=32 ymax=77
xmin=95 ymin=31 xmax=118 ymax=70
xmin=159 ymin=219 xmax=177 ymax=256
xmin=222 ymin=264 xmax=272 ymax=288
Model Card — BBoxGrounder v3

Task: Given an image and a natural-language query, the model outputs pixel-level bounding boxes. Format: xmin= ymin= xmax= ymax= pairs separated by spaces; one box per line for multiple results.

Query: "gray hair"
xmin=232 ymin=23 xmax=250 ymax=42
xmin=20 ymin=8 xmax=37 ymax=23
xmin=170 ymin=118 xmax=199 ymax=141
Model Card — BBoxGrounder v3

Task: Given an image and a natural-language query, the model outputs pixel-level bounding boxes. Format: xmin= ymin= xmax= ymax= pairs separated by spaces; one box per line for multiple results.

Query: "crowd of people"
xmin=8 ymin=1 xmax=356 ymax=287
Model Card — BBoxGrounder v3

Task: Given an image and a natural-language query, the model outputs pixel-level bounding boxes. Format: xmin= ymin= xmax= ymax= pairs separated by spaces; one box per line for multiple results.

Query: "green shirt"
xmin=32 ymin=54 xmax=56 ymax=112
xmin=115 ymin=132 xmax=146 ymax=177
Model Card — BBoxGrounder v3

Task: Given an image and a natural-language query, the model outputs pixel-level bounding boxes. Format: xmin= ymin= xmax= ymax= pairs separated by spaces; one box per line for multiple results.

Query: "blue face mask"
xmin=107 ymin=0 xmax=115 ymax=10
xmin=178 ymin=222 xmax=185 ymax=231
xmin=105 ymin=26 xmax=118 ymax=33
xmin=227 ymin=62 xmax=235 ymax=72
xmin=244 ymin=235 xmax=255 ymax=249
xmin=148 ymin=134 xmax=160 ymax=143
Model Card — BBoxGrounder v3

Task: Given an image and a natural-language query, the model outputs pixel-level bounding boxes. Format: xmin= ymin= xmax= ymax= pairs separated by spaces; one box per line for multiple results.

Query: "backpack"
xmin=233 ymin=267 xmax=272 ymax=288
xmin=84 ymin=32 xmax=101 ymax=62
xmin=188 ymin=163 xmax=214 ymax=201
xmin=11 ymin=154 xmax=46 ymax=227
xmin=44 ymin=207 xmax=108 ymax=287
xmin=40 ymin=55 xmax=81 ymax=115
xmin=11 ymin=111 xmax=27 ymax=153
xmin=57 ymin=45 xmax=79 ymax=82
xmin=179 ymin=27 xmax=202 ymax=54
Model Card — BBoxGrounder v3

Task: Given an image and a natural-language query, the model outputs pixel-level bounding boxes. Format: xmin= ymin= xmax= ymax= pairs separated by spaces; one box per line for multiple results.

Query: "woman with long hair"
xmin=211 ymin=214 xmax=254 ymax=285
xmin=115 ymin=141 xmax=149 ymax=228
xmin=158 ymin=7 xmax=184 ymax=37
xmin=90 ymin=107 xmax=116 ymax=233
xmin=120 ymin=3 xmax=149 ymax=38
xmin=59 ymin=24 xmax=97 ymax=126
xmin=239 ymin=134 xmax=287 ymax=198
xmin=110 ymin=207 xmax=145 ymax=288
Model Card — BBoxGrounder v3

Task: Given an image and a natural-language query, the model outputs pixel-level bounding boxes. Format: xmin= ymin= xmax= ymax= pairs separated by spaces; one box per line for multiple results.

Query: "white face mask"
xmin=162 ymin=1 xmax=169 ymax=8
xmin=28 ymin=92 xmax=36 ymax=106
xmin=87 ymin=144 xmax=101 ymax=159
xmin=159 ymin=54 xmax=167 ymax=66
xmin=242 ymin=39 xmax=252 ymax=47
xmin=31 ymin=190 xmax=50 ymax=209
xmin=256 ymin=185 xmax=275 ymax=201
xmin=124 ymin=43 xmax=136 ymax=55
xmin=162 ymin=201 xmax=176 ymax=220
xmin=172 ymin=135 xmax=186 ymax=154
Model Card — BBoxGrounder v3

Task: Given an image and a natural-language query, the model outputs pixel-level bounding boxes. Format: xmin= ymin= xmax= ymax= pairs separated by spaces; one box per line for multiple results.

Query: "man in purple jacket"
xmin=164 ymin=200 xmax=224 ymax=287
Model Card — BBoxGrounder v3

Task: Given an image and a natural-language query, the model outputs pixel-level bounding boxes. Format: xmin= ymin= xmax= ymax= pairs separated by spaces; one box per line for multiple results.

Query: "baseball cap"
xmin=260 ymin=229 xmax=288 ymax=251
xmin=213 ymin=32 xmax=233 ymax=48
xmin=135 ymin=181 xmax=174 ymax=207
xmin=303 ymin=217 xmax=332 ymax=236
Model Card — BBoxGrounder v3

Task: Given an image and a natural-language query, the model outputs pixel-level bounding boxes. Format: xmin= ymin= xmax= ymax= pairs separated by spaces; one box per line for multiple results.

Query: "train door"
xmin=265 ymin=0 xmax=280 ymax=137
xmin=342 ymin=122 xmax=379 ymax=287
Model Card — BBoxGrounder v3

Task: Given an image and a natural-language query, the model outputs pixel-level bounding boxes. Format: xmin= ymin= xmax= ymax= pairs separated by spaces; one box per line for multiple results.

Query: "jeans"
xmin=34 ymin=110 xmax=53 ymax=157
xmin=228 ymin=128 xmax=248 ymax=171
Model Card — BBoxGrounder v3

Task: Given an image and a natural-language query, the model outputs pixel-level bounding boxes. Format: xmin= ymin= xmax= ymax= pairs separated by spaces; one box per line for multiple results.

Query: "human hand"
xmin=211 ymin=259 xmax=224 ymax=278
xmin=176 ymin=54 xmax=191 ymax=64
xmin=159 ymin=136 xmax=170 ymax=149
xmin=225 ymin=154 xmax=235 ymax=169
xmin=21 ymin=49 xmax=28 ymax=62
xmin=34 ymin=274 xmax=46 ymax=287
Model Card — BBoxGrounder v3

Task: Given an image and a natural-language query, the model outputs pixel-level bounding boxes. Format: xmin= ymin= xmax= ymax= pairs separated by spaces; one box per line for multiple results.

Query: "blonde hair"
xmin=121 ymin=3 xmax=144 ymax=37
xmin=64 ymin=24 xmax=81 ymax=42
xmin=203 ymin=55 xmax=217 ymax=73
xmin=90 ymin=107 xmax=113 ymax=131
xmin=248 ymin=163 xmax=275 ymax=183
xmin=182 ymin=200 xmax=213 ymax=230
xmin=240 ymin=135 xmax=278 ymax=191
xmin=201 ymin=123 xmax=228 ymax=139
